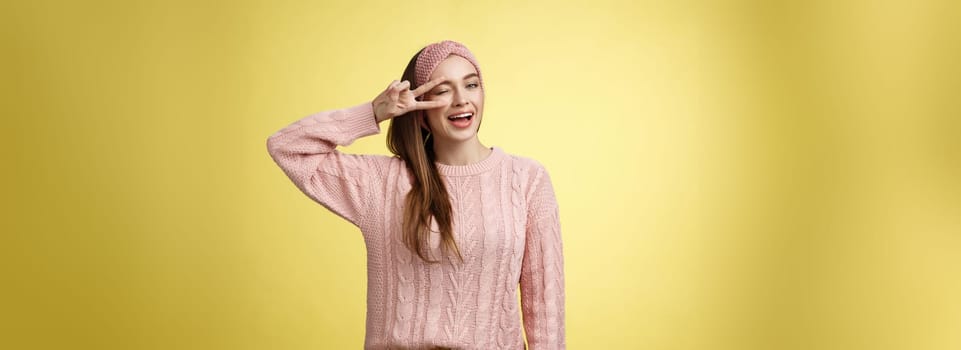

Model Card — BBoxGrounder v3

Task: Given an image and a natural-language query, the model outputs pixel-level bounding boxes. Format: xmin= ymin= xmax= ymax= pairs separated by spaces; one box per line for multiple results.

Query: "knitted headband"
xmin=414 ymin=40 xmax=483 ymax=89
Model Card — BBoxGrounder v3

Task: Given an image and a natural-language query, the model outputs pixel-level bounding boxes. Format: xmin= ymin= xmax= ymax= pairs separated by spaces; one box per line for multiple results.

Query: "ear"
xmin=418 ymin=113 xmax=430 ymax=131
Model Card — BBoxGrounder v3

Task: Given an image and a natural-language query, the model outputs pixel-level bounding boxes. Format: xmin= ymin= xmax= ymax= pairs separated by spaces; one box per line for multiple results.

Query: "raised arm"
xmin=520 ymin=164 xmax=566 ymax=349
xmin=266 ymin=77 xmax=451 ymax=228
xmin=266 ymin=101 xmax=385 ymax=227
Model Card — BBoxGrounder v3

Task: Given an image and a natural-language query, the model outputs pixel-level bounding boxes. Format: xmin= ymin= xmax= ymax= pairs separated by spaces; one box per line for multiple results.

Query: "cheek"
xmin=424 ymin=111 xmax=444 ymax=127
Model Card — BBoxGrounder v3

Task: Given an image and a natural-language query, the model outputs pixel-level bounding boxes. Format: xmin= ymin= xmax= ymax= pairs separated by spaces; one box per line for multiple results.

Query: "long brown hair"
xmin=386 ymin=48 xmax=463 ymax=264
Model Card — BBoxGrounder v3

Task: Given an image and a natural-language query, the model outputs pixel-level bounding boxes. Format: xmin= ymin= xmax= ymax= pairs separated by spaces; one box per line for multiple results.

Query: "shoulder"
xmin=501 ymin=149 xmax=554 ymax=195
xmin=502 ymin=149 xmax=549 ymax=174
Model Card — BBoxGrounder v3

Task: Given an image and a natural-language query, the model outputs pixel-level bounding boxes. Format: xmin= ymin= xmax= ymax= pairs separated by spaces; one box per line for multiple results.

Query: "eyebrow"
xmin=438 ymin=73 xmax=479 ymax=85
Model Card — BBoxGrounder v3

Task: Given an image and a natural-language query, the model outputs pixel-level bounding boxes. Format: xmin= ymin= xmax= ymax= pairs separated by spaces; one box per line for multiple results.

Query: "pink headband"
xmin=414 ymin=40 xmax=483 ymax=88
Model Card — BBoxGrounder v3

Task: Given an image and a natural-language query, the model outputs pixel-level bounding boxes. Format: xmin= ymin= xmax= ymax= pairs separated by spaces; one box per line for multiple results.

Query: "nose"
xmin=452 ymin=88 xmax=469 ymax=107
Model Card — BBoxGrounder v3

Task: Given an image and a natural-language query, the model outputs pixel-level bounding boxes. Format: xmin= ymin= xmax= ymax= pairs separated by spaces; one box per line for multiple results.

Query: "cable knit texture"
xmin=266 ymin=101 xmax=565 ymax=349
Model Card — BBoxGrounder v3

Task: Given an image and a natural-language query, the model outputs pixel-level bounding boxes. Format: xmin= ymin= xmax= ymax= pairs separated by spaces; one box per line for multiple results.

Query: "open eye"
xmin=467 ymin=83 xmax=479 ymax=88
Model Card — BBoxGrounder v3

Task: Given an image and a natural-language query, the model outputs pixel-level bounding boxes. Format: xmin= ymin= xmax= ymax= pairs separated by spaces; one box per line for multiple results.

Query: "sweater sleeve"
xmin=520 ymin=164 xmax=567 ymax=349
xmin=265 ymin=101 xmax=386 ymax=228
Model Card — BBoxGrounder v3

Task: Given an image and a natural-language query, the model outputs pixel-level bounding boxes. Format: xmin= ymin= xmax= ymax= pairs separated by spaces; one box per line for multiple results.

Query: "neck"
xmin=431 ymin=137 xmax=492 ymax=166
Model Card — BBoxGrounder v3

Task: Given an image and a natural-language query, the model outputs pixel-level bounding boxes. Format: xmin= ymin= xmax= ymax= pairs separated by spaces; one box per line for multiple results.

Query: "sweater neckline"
xmin=435 ymin=146 xmax=506 ymax=177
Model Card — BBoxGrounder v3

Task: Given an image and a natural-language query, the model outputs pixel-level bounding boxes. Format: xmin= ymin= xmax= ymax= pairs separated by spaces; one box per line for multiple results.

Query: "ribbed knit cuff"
xmin=338 ymin=100 xmax=381 ymax=145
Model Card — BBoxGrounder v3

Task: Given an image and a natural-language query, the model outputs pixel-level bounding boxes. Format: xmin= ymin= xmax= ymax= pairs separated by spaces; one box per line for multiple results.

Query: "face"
xmin=420 ymin=55 xmax=484 ymax=144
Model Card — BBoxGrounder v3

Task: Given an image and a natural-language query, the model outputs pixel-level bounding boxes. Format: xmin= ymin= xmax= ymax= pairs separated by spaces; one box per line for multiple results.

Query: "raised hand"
xmin=372 ymin=76 xmax=449 ymax=123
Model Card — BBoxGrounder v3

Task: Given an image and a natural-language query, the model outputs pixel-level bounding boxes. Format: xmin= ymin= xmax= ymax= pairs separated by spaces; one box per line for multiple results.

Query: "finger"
xmin=388 ymin=80 xmax=402 ymax=97
xmin=411 ymin=76 xmax=447 ymax=97
xmin=414 ymin=99 xmax=447 ymax=110
xmin=398 ymin=80 xmax=411 ymax=90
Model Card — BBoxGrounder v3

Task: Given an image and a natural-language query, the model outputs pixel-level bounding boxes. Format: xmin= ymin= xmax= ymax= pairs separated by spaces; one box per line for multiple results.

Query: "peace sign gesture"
xmin=372 ymin=76 xmax=448 ymax=123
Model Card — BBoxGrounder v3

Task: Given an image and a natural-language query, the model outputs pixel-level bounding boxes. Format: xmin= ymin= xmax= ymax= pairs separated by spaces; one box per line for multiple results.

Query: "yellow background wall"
xmin=3 ymin=0 xmax=959 ymax=349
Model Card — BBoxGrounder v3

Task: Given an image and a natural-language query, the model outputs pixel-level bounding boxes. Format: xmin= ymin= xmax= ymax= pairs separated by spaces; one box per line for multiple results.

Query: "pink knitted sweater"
xmin=266 ymin=101 xmax=566 ymax=349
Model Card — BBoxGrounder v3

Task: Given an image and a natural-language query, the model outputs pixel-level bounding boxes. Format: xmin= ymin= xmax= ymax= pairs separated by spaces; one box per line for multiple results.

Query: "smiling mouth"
xmin=447 ymin=112 xmax=473 ymax=121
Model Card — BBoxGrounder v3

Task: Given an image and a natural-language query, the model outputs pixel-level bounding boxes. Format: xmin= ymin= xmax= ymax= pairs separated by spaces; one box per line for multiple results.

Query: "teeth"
xmin=448 ymin=113 xmax=472 ymax=120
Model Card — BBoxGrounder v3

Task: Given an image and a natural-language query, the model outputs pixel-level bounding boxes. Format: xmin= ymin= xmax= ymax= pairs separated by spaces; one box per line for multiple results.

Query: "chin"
xmin=442 ymin=133 xmax=478 ymax=143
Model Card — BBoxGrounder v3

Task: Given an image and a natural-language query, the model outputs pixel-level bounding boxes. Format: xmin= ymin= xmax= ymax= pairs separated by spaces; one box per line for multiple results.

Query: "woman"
xmin=266 ymin=40 xmax=565 ymax=350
